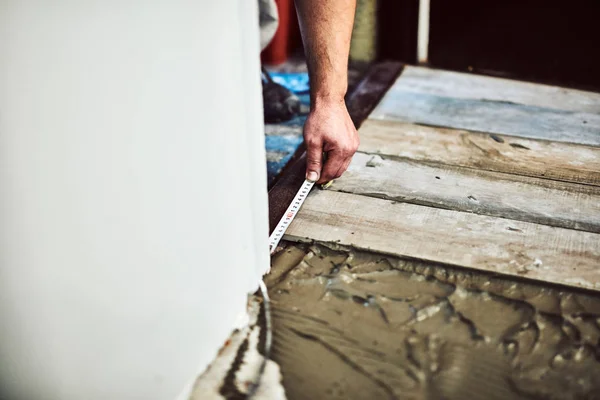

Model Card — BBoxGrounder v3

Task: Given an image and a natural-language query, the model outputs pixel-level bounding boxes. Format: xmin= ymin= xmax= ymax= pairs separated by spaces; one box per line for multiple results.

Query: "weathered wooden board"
xmin=285 ymin=190 xmax=600 ymax=291
xmin=392 ymin=66 xmax=600 ymax=113
xmin=369 ymin=90 xmax=600 ymax=146
xmin=358 ymin=119 xmax=600 ymax=186
xmin=334 ymin=152 xmax=600 ymax=232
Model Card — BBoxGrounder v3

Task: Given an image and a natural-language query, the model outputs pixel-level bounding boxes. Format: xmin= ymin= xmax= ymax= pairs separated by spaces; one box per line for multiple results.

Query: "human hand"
xmin=303 ymin=101 xmax=359 ymax=184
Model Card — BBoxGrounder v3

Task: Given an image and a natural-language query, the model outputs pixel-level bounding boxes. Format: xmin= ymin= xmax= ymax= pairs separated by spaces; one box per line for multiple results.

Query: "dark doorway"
xmin=428 ymin=0 xmax=600 ymax=91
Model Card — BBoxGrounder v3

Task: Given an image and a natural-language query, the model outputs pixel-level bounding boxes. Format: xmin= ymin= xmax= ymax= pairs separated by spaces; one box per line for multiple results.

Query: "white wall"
xmin=0 ymin=1 xmax=269 ymax=399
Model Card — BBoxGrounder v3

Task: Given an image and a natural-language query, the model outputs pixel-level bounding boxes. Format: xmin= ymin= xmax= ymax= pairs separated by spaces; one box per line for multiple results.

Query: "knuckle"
xmin=342 ymin=145 xmax=356 ymax=156
xmin=305 ymin=136 xmax=321 ymax=148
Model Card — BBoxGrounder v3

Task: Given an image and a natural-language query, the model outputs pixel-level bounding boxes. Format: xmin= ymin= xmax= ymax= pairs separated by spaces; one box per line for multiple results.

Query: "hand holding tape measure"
xmin=268 ymin=151 xmax=337 ymax=254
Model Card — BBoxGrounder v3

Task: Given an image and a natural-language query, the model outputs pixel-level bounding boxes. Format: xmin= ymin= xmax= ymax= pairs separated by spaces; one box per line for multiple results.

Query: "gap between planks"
xmin=358 ymin=119 xmax=600 ymax=187
xmin=368 ymin=66 xmax=600 ymax=146
xmin=333 ymin=152 xmax=600 ymax=233
xmin=285 ymin=190 xmax=600 ymax=292
xmin=369 ymin=91 xmax=600 ymax=146
xmin=389 ymin=66 xmax=600 ymax=114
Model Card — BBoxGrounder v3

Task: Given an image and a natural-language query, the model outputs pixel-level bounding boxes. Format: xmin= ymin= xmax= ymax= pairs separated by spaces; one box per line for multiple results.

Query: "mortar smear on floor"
xmin=267 ymin=242 xmax=600 ymax=400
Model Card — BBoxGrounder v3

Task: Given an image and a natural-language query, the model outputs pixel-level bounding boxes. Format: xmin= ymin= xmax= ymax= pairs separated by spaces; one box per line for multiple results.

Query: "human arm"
xmin=295 ymin=0 xmax=358 ymax=184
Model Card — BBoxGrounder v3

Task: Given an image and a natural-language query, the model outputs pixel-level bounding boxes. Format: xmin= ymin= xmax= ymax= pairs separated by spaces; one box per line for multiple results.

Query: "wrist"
xmin=310 ymin=92 xmax=346 ymax=111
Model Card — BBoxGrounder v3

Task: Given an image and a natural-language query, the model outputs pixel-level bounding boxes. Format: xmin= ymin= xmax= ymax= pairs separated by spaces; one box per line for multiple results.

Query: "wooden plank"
xmin=285 ymin=190 xmax=600 ymax=291
xmin=368 ymin=90 xmax=600 ymax=146
xmin=387 ymin=66 xmax=600 ymax=114
xmin=334 ymin=152 xmax=600 ymax=232
xmin=357 ymin=119 xmax=600 ymax=186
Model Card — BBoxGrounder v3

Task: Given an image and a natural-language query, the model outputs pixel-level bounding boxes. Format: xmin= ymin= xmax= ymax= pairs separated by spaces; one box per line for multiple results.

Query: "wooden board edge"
xmin=281 ymin=237 xmax=600 ymax=295
xmin=357 ymin=119 xmax=600 ymax=187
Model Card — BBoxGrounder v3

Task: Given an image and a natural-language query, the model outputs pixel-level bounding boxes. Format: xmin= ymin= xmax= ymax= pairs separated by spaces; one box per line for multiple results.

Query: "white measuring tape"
xmin=268 ymin=179 xmax=315 ymax=254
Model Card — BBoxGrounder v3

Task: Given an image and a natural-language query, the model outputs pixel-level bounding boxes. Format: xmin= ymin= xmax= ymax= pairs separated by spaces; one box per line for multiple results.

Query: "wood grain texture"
xmin=334 ymin=152 xmax=600 ymax=232
xmin=392 ymin=66 xmax=600 ymax=113
xmin=369 ymin=90 xmax=600 ymax=146
xmin=285 ymin=190 xmax=600 ymax=291
xmin=358 ymin=119 xmax=600 ymax=186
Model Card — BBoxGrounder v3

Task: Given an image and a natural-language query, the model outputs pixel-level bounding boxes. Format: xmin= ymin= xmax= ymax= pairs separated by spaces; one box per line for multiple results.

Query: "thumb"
xmin=305 ymin=139 xmax=323 ymax=182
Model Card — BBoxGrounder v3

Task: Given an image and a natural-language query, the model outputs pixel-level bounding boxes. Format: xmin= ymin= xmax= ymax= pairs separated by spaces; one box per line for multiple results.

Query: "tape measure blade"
xmin=268 ymin=179 xmax=314 ymax=253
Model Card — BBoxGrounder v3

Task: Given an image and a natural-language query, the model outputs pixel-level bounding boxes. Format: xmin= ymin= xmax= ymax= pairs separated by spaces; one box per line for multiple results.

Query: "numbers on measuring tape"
xmin=268 ymin=179 xmax=315 ymax=253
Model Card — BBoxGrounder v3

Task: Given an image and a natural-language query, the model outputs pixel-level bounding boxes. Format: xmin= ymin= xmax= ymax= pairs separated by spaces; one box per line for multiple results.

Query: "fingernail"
xmin=307 ymin=171 xmax=318 ymax=182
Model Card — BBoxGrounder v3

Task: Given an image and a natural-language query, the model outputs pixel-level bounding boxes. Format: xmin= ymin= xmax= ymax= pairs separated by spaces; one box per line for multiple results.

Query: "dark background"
xmin=379 ymin=0 xmax=600 ymax=91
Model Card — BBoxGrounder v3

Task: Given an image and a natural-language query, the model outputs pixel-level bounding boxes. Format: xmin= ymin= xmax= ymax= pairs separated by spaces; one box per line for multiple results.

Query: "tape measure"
xmin=268 ymin=179 xmax=315 ymax=254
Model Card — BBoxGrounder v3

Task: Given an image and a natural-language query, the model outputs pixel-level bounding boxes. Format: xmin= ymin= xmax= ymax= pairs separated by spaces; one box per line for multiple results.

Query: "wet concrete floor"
xmin=267 ymin=241 xmax=600 ymax=400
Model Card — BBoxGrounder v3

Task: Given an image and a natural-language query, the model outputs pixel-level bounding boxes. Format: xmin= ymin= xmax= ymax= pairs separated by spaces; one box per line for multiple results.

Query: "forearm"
xmin=294 ymin=0 xmax=359 ymax=184
xmin=295 ymin=0 xmax=356 ymax=108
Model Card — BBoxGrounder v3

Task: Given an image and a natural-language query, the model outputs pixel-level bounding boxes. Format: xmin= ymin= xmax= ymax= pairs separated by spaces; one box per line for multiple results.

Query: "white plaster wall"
xmin=0 ymin=1 xmax=269 ymax=399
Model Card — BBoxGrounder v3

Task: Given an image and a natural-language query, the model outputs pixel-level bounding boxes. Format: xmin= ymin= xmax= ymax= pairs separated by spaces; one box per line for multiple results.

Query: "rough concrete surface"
xmin=267 ymin=241 xmax=600 ymax=400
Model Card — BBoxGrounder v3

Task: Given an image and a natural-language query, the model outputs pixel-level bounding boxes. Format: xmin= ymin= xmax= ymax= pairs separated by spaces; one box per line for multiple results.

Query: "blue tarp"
xmin=264 ymin=72 xmax=310 ymax=185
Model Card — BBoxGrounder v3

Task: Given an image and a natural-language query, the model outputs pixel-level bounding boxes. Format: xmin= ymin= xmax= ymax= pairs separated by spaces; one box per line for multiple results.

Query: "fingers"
xmin=318 ymin=147 xmax=356 ymax=184
xmin=305 ymin=137 xmax=323 ymax=182
xmin=317 ymin=149 xmax=345 ymax=184
xmin=338 ymin=157 xmax=352 ymax=178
